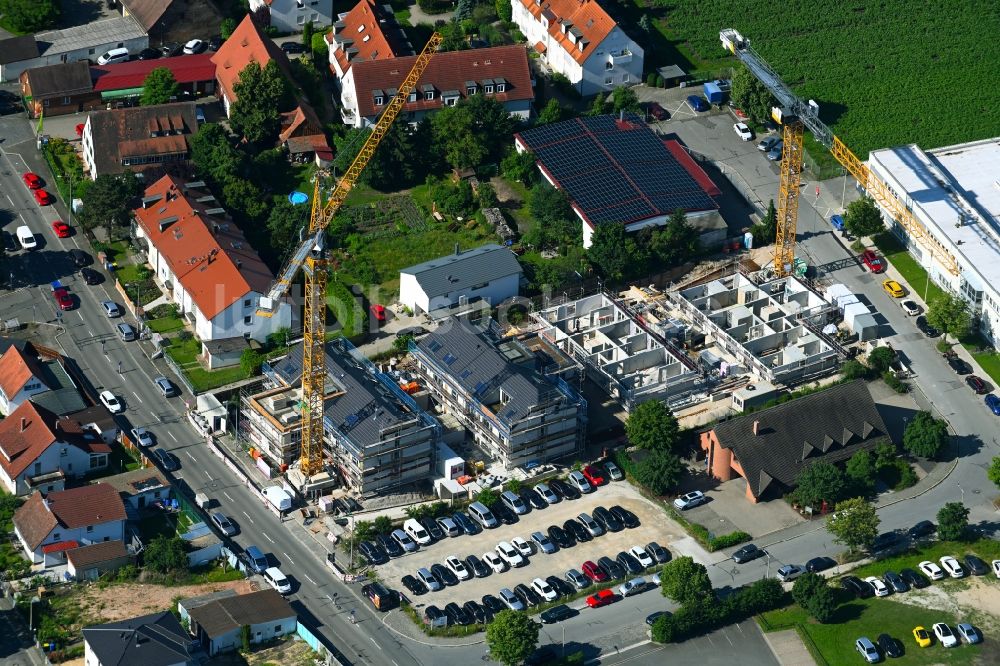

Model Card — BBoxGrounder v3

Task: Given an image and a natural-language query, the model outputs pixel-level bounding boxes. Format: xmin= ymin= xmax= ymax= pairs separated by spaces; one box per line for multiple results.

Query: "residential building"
xmin=13 ymin=483 xmax=127 ymax=565
xmin=132 ymin=175 xmax=292 ymax=342
xmin=19 ymin=61 xmax=100 ymax=118
xmin=239 ymin=384 xmax=304 ymax=467
xmin=515 ymin=114 xmax=721 ymax=247
xmin=0 ymin=342 xmax=51 ymax=416
xmin=399 ymin=244 xmax=523 ymax=317
xmin=339 ymin=45 xmax=533 ymax=128
xmin=511 ymin=0 xmax=642 ymax=96
xmin=91 ymin=53 xmax=217 ymax=107
xmin=327 ymin=0 xmax=411 ymax=82
xmin=699 ymin=381 xmax=889 ymax=503
xmin=0 ymin=401 xmax=112 ymax=496
xmin=0 ymin=17 xmax=148 ymax=82
xmin=117 ymin=0 xmax=184 ymax=39
xmin=83 ymin=611 xmax=197 ymax=666
xmin=260 ymin=337 xmax=441 ymax=494
xmin=411 ymin=318 xmax=586 ymax=469
xmin=101 ymin=468 xmax=172 ymax=514
xmin=250 ymin=0 xmax=334 ymax=34
xmin=277 ymin=102 xmax=334 ymax=164
xmin=61 ymin=404 xmax=119 ymax=444
xmin=867 ymin=140 xmax=1000 ymax=347
xmin=81 ymin=102 xmax=199 ymax=180
xmin=67 ymin=540 xmax=131 ymax=581
xmin=210 ymin=15 xmax=294 ymax=118
xmin=187 ymin=589 xmax=296 ymax=656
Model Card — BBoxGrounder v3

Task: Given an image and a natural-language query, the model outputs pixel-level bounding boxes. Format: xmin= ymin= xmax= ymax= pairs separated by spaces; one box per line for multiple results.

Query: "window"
xmin=86 ymin=525 xmax=94 ymax=533
xmin=621 ymin=74 xmax=629 ymax=83
xmin=374 ymin=96 xmax=384 ymax=105
xmin=466 ymin=86 xmax=476 ymax=96
xmin=408 ymin=92 xmax=417 ymax=102
xmin=605 ymin=61 xmax=613 ymax=70
xmin=357 ymin=24 xmax=366 ymax=33
xmin=604 ymin=77 xmax=613 ymax=85
xmin=484 ymin=85 xmax=494 ymax=94
xmin=62 ymin=96 xmax=71 ymax=105
xmin=244 ymin=316 xmax=253 ymax=325
xmin=53 ymin=533 xmax=60 ymax=540
xmin=496 ymin=83 xmax=506 ymax=93
xmin=424 ymin=90 xmax=434 ymax=100
xmin=60 ymin=448 xmax=67 ymax=457
xmin=243 ymin=298 xmax=251 ymax=307
xmin=274 ymin=624 xmax=282 ymax=632
xmin=297 ymin=15 xmax=306 ymax=24
xmin=88 ymin=48 xmax=95 ymax=55
xmin=43 ymin=99 xmax=50 ymax=107
xmin=445 ymin=97 xmax=457 ymax=106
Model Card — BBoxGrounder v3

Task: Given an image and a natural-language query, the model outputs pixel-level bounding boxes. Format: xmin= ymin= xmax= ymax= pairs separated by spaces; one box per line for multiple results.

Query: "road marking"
xmin=262 ymin=532 xmax=275 ymax=543
xmin=168 ymin=432 xmax=177 ymax=442
xmin=132 ymin=392 xmax=143 ymax=403
xmin=392 ymin=661 xmax=399 ymax=666
xmin=223 ymin=492 xmax=234 ymax=502
xmin=206 ymin=471 xmax=213 ymax=481
xmin=304 ymin=574 xmax=316 ymax=585
xmin=185 ymin=451 xmax=195 ymax=460
xmin=370 ymin=637 xmax=377 ymax=645
xmin=242 ymin=511 xmax=255 ymax=524
xmin=286 ymin=555 xmax=294 ymax=564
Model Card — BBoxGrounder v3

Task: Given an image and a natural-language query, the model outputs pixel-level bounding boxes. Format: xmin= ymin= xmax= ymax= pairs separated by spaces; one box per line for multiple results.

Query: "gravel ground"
xmin=376 ymin=480 xmax=686 ymax=608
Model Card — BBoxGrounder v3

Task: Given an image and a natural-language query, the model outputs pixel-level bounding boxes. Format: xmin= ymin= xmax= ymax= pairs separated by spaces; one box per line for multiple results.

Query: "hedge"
xmin=666 ymin=506 xmax=751 ymax=552
xmin=652 ymin=578 xmax=786 ymax=643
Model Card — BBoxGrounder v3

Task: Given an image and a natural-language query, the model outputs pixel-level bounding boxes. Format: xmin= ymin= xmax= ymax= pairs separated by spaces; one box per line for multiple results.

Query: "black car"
xmin=81 ymin=267 xmax=103 ymax=284
xmin=548 ymin=524 xmax=574 ymax=549
xmin=70 ymin=248 xmax=90 ymax=267
xmin=840 ymin=575 xmax=874 ymax=599
xmin=899 ymin=568 xmax=929 ymax=589
xmin=948 ymin=356 xmax=972 ymax=375
xmin=883 ymin=571 xmax=909 ymax=593
xmin=424 ymin=605 xmax=446 ymax=625
xmin=805 ymin=556 xmax=836 ymax=573
xmin=549 ymin=478 xmax=580 ymax=500
xmin=208 ymin=35 xmax=224 ymax=51
xmin=646 ymin=542 xmax=670 ymax=564
xmin=539 ymin=604 xmax=576 ymax=624
xmin=430 ymin=563 xmax=458 ymax=587
xmin=616 ymin=550 xmax=644 ymax=575
xmin=359 ymin=541 xmax=388 ymax=565
xmin=646 ymin=610 xmax=670 ymax=626
xmin=513 ymin=583 xmax=540 ymax=607
xmin=915 ymin=316 xmax=940 ymax=338
xmin=453 ymin=511 xmax=479 ymax=535
xmin=489 ymin=501 xmax=517 ymax=525
xmin=153 ymin=448 xmax=180 ymax=471
xmin=546 ymin=574 xmax=574 ymax=597
xmin=872 ymin=531 xmax=904 ymax=552
xmin=598 ymin=556 xmax=625 ymax=580
xmin=159 ymin=42 xmax=182 ymax=57
xmin=481 ymin=594 xmax=505 ymax=615
xmin=732 ymin=544 xmax=765 ymax=563
xmin=135 ymin=47 xmax=161 ymax=60
xmin=281 ymin=41 xmax=306 ymax=54
xmin=2 ymin=231 xmax=17 ymax=253
xmin=610 ymin=505 xmax=639 ymax=529
xmin=964 ymin=554 xmax=988 ymax=575
xmin=377 ymin=533 xmax=404 ymax=558
xmin=465 ymin=554 xmax=490 ymax=578
xmin=877 ymin=633 xmax=904 ymax=658
xmin=521 ymin=488 xmax=547 ymax=511
xmin=564 ymin=518 xmax=591 ymax=543
xmin=907 ymin=520 xmax=936 ymax=539
xmin=419 ymin=516 xmax=444 ymax=541
xmin=593 ymin=506 xmax=624 ymax=532
xmin=401 ymin=574 xmax=427 ymax=596
xmin=463 ymin=599 xmax=488 ymax=624
xmin=444 ymin=602 xmax=472 ymax=626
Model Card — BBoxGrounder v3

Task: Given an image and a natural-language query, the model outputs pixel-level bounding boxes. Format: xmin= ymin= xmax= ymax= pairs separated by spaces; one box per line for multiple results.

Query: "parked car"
xmin=776 ymin=565 xmax=805 ymax=582
xmin=933 ymin=622 xmax=957 ymax=648
xmin=51 ymin=220 xmax=71 ymax=238
xmin=758 ymin=136 xmax=780 ymax=152
xmin=899 ymin=568 xmax=929 ymax=589
xmin=452 ymin=511 xmax=479 ymax=534
xmin=734 ymin=122 xmax=753 ymax=140
xmin=513 ymin=583 xmax=540 ymax=607
xmin=917 ymin=560 xmax=944 ymax=580
xmin=489 ymin=501 xmax=517 ymax=525
xmin=482 ymin=551 xmax=507 ymax=574
xmin=444 ymin=602 xmax=471 ymax=626
xmin=400 ymin=574 xmax=427 ymax=596
xmin=135 ymin=47 xmax=161 ymax=60
xmin=686 ymin=95 xmax=709 ymax=112
xmin=567 ymin=470 xmax=593 ymax=494
xmin=34 ymin=189 xmax=54 ymax=206
xmin=430 ymin=563 xmax=458 ymax=586
xmin=646 ymin=542 xmax=670 ymax=564
xmin=882 ymin=279 xmax=905 ymax=298
xmin=841 ymin=575 xmax=875 ymax=599
xmin=81 ymin=267 xmax=102 ymax=285
xmin=52 ymin=287 xmax=73 ymax=310
xmin=423 ymin=605 xmax=446 ymax=626
xmin=281 ymin=41 xmax=306 ymax=54
xmin=939 ymin=556 xmax=964 ymax=578
xmin=159 ymin=42 xmax=182 ymax=57
xmin=907 ymin=520 xmax=936 ymax=539
xmin=673 ymin=490 xmax=707 ymax=510
xmin=183 ymin=38 xmax=206 ymax=54
xmin=101 ymin=300 xmax=121 ymax=317
xmin=208 ymin=35 xmax=224 ymax=51
xmin=582 ymin=465 xmax=605 ymax=487
xmin=444 ymin=555 xmax=471 ymax=581
xmin=511 ymin=536 xmax=533 ymax=558
xmin=732 ymin=543 xmax=765 ymax=563
xmin=481 ymin=594 xmax=505 ymax=615
xmin=855 ymin=636 xmax=880 ymax=664
xmin=358 ymin=541 xmax=387 ymax=565
xmin=986 ymin=393 xmax=1000 ymax=415
xmin=912 ymin=626 xmax=932 ymax=648
xmin=531 ymin=531 xmax=557 ymax=554
xmin=956 ymin=623 xmax=981 ymax=644
xmin=901 ymin=300 xmax=921 ymax=316
xmin=130 ymin=427 xmax=154 ymax=447
xmin=883 ymin=571 xmax=909 ymax=593
xmin=619 ymin=577 xmax=651 ymax=597
xmin=604 ymin=460 xmax=624 ymax=481
xmin=548 ymin=524 xmax=574 ymax=549
xmin=598 ymin=556 xmax=625 ymax=580
xmin=463 ymin=600 xmax=487 ymax=624
xmin=577 ymin=513 xmax=603 ymax=537
xmin=805 ymin=556 xmax=836 ymax=573
xmin=535 ymin=483 xmax=559 ymax=505
xmin=966 ymin=375 xmax=988 ymax=394
xmin=876 ymin=633 xmax=904 ymax=658
xmin=592 ymin=506 xmax=622 ymax=532
xmin=374 ymin=533 xmax=403 ymax=558
xmin=993 ymin=559 xmax=1000 ymax=577
xmin=521 ymin=487 xmax=547 ymax=511
xmin=211 ymin=512 xmax=238 ymax=536
xmin=646 ymin=610 xmax=670 ymax=626
xmin=436 ymin=516 xmax=461 ymax=537
xmin=540 ymin=604 xmax=575 ymax=624
xmin=616 ymin=551 xmax=643 ymax=575
xmin=566 ymin=568 xmax=591 ymax=589
xmin=964 ymin=554 xmax=988 ymax=575
xmin=581 ymin=560 xmax=607 ymax=583
xmin=419 ymin=516 xmax=444 ymax=541
xmin=948 ymin=356 xmax=972 ymax=375
xmin=153 ymin=448 xmax=180 ymax=471
xmin=546 ymin=575 xmax=574 ymax=597
xmin=864 ymin=576 xmax=890 ymax=597
xmin=647 ymin=101 xmax=668 ymax=121
xmin=495 ymin=541 xmax=525 ymax=568
xmin=465 ymin=554 xmax=490 ymax=578
xmin=586 ymin=589 xmax=617 ymax=608
xmin=99 ymin=390 xmax=123 ymax=413
xmin=860 ymin=249 xmax=884 ymax=273
xmin=564 ymin=518 xmax=591 ymax=543
xmin=531 ymin=577 xmax=558 ymax=602
xmin=766 ymin=141 xmax=784 ymax=161
xmin=22 ymin=172 xmax=42 ymax=189
xmin=391 ymin=529 xmax=417 ymax=553
xmin=549 ymin=478 xmax=580 ymax=500
xmin=609 ymin=505 xmax=639 ymax=528
xmin=154 ymin=376 xmax=177 ymax=397
xmin=629 ymin=545 xmax=654 ymax=568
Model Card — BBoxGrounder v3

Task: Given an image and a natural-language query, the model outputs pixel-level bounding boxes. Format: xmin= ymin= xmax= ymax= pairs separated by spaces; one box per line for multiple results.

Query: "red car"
xmin=51 ymin=220 xmax=71 ymax=238
xmin=52 ymin=287 xmax=73 ymax=311
xmin=585 ymin=589 xmax=617 ymax=608
xmin=860 ymin=249 xmax=884 ymax=273
xmin=370 ymin=304 xmax=386 ymax=323
xmin=22 ymin=172 xmax=43 ymax=189
xmin=582 ymin=560 xmax=608 ymax=583
xmin=34 ymin=189 xmax=54 ymax=206
xmin=582 ymin=465 xmax=605 ymax=487
xmin=647 ymin=102 xmax=668 ymax=121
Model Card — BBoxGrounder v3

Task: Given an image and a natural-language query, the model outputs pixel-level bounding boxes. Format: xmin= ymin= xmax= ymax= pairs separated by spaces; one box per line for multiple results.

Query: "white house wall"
xmin=1 ymin=441 xmax=93 ymax=496
xmin=399 ymin=272 xmax=427 ymax=313
xmin=0 ymin=380 xmax=48 ymax=417
xmin=195 ymin=293 xmax=292 ymax=343
xmin=17 ymin=517 xmax=125 ymax=564
xmin=425 ymin=273 xmax=521 ymax=312
xmin=251 ymin=0 xmax=333 ymax=34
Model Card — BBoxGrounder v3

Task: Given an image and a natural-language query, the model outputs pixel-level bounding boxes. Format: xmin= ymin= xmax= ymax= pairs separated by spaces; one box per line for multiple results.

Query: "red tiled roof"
xmin=14 ymin=484 xmax=126 ymax=550
xmin=133 ymin=175 xmax=274 ymax=320
xmin=211 ymin=15 xmax=293 ymax=105
xmin=351 ymin=45 xmax=532 ymax=119
xmin=91 ymin=53 xmax=216 ymax=93
xmin=0 ymin=344 xmax=46 ymax=399
xmin=0 ymin=401 xmax=60 ymax=479
xmin=42 ymin=540 xmax=79 ymax=554
xmin=519 ymin=0 xmax=616 ymax=65
xmin=13 ymin=493 xmax=57 ymax=551
xmin=329 ymin=0 xmax=404 ymax=75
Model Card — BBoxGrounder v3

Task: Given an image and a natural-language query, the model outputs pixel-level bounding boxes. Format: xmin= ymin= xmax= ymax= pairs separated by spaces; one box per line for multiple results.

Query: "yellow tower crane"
xmin=720 ymin=29 xmax=960 ymax=278
xmin=257 ymin=32 xmax=443 ymax=476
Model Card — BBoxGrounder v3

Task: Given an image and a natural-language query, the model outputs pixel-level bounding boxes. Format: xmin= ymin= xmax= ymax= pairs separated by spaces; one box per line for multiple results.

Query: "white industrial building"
xmin=868 ymin=139 xmax=1000 ymax=346
xmin=399 ymin=244 xmax=523 ymax=317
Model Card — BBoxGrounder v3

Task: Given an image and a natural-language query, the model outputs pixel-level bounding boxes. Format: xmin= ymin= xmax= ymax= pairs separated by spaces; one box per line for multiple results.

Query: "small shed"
xmin=188 ymin=589 xmax=297 ymax=656
xmin=201 ymin=336 xmax=250 ymax=369
xmin=66 ymin=540 xmax=130 ymax=581
xmin=656 ymin=64 xmax=687 ymax=88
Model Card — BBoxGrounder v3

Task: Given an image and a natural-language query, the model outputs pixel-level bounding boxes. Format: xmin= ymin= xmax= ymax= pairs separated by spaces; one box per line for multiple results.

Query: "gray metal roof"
xmin=270 ymin=339 xmax=424 ymax=447
xmin=400 ymin=244 xmax=522 ymax=300
xmin=35 ymin=16 xmax=146 ymax=58
xmin=83 ymin=611 xmax=196 ymax=666
xmin=710 ymin=381 xmax=889 ymax=499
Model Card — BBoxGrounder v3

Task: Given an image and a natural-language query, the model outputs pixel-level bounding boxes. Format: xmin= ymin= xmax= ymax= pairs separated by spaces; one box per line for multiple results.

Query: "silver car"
xmin=565 ymin=569 xmax=590 ymax=589
xmin=534 ymin=483 xmax=559 ymax=505
xmin=530 ymin=531 xmax=557 ymax=554
xmin=499 ymin=587 xmax=525 ymax=611
xmin=101 ymin=300 xmax=121 ymax=317
xmin=211 ymin=512 xmax=237 ymax=536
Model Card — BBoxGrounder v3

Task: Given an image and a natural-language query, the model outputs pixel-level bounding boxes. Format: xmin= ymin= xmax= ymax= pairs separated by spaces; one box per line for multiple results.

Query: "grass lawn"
xmin=872 ymin=233 xmax=947 ymax=305
xmin=137 ymin=513 xmax=180 ymax=541
xmin=848 ymin=538 xmax=1000 ymax=581
xmin=165 ymin=336 xmax=200 ymax=365
xmin=164 ymin=335 xmax=247 ymax=391
xmin=146 ymin=315 xmax=184 ymax=333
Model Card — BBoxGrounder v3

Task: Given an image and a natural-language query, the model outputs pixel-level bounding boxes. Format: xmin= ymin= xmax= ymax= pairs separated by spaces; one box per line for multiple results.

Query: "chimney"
xmin=752 ymin=420 xmax=760 ymax=436
xmin=20 ymin=417 xmax=27 ymax=432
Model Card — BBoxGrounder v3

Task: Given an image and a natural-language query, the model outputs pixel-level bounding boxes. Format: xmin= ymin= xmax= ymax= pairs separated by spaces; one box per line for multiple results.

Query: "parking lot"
xmin=376 ymin=479 xmax=686 ymax=608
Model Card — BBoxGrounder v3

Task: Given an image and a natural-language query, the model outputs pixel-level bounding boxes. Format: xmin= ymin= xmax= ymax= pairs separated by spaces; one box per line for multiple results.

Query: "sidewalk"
xmin=760 ymin=628 xmax=817 ymax=666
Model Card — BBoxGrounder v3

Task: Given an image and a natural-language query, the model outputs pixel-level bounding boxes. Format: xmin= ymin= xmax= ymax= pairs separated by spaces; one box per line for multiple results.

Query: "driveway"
xmin=407 ymin=1 xmax=453 ymax=26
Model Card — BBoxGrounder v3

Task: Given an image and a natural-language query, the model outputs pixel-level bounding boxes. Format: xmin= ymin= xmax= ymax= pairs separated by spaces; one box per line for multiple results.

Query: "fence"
xmin=163 ymin=352 xmax=197 ymax=396
xmin=296 ymin=623 xmax=349 ymax=665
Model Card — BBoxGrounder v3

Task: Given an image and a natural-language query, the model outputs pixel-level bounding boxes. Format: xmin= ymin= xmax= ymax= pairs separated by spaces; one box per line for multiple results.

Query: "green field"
xmin=643 ymin=0 xmax=1000 ymax=155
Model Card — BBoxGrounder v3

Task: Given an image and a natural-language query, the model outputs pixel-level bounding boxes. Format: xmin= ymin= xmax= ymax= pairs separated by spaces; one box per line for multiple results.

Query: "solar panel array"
xmin=518 ymin=114 xmax=718 ymax=225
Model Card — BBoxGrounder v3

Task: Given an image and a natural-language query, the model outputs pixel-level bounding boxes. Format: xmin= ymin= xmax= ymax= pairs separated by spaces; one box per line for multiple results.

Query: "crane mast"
xmin=720 ymin=29 xmax=959 ymax=277
xmin=262 ymin=32 xmax=443 ymax=477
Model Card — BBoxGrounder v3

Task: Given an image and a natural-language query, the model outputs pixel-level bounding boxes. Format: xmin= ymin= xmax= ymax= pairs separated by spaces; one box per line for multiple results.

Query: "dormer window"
xmin=408 ymin=91 xmax=417 ymax=102
xmin=485 ymin=85 xmax=494 ymax=94
xmin=425 ymin=90 xmax=434 ymax=100
xmin=375 ymin=96 xmax=384 ymax=105
xmin=363 ymin=34 xmax=370 ymax=42
xmin=465 ymin=80 xmax=477 ymax=96
xmin=372 ymin=89 xmax=385 ymax=106
xmin=494 ymin=78 xmax=506 ymax=93
xmin=357 ymin=24 xmax=365 ymax=33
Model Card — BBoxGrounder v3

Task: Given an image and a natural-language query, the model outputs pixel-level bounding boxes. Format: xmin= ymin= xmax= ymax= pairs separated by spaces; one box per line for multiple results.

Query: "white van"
xmin=15 ymin=226 xmax=36 ymax=250
xmin=97 ymin=47 xmax=129 ymax=65
xmin=468 ymin=501 xmax=499 ymax=529
xmin=403 ymin=518 xmax=431 ymax=545
xmin=263 ymin=566 xmax=291 ymax=594
xmin=500 ymin=490 xmax=528 ymax=515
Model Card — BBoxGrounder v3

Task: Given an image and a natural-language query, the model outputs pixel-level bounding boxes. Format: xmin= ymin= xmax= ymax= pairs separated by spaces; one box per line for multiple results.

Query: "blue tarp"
xmin=704 ymin=81 xmax=725 ymax=104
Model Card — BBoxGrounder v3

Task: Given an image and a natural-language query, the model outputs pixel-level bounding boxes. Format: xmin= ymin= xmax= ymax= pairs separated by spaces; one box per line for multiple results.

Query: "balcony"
xmin=608 ymin=50 xmax=633 ymax=65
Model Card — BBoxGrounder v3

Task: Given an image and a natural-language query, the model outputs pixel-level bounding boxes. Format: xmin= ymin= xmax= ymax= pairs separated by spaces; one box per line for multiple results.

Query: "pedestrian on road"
xmin=350 ymin=609 xmax=356 ymax=624
xmin=117 ymin=360 xmax=122 ymax=374
xmin=102 ymin=340 xmax=106 ymax=355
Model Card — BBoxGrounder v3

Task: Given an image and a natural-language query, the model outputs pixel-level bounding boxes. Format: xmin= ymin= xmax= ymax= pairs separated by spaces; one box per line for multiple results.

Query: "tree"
xmin=455 ymin=0 xmax=474 ymax=20
xmin=588 ymin=92 xmax=607 ymax=116
xmin=526 ymin=183 xmax=578 ymax=249
xmin=827 ymin=497 xmax=880 ymax=552
xmin=633 ymin=450 xmax=684 ymax=495
xmin=486 ymin=610 xmax=539 ymax=666
xmin=495 ymin=0 xmax=512 ymax=22
xmin=989 ymin=456 xmax=1000 ymax=489
xmin=240 ymin=348 xmax=264 ymax=377
xmin=144 ymin=535 xmax=187 ymax=572
xmin=501 ymin=149 xmax=537 ymax=185
xmin=844 ymin=196 xmax=884 ymax=238
xmin=431 ymin=104 xmax=487 ymax=170
xmin=393 ymin=333 xmax=414 ymax=354
xmin=503 ymin=478 xmax=522 ymax=494
xmin=588 ymin=221 xmax=634 ymax=280
xmin=222 ymin=178 xmax=269 ymax=221
xmin=230 ymin=60 xmax=292 ymax=145
xmin=477 ymin=181 xmax=498 ymax=208
xmin=189 ymin=123 xmax=243 ymax=186
xmin=312 ymin=31 xmax=330 ymax=62
xmin=536 ymin=98 xmax=569 ymax=126
xmin=791 ymin=572 xmax=827 ymax=608
xmin=730 ymin=63 xmax=773 ymax=122
xmin=464 ymin=94 xmax=518 ymax=161
xmin=926 ymin=292 xmax=972 ymax=342
xmin=638 ymin=14 xmax=652 ymax=32
xmin=799 ymin=580 xmax=837 ymax=623
xmin=373 ymin=515 xmax=393 ymax=535
xmin=266 ymin=198 xmax=309 ymax=260
xmin=873 ymin=441 xmax=899 ymax=471
xmin=751 ymin=199 xmax=777 ymax=245
xmin=867 ymin=346 xmax=895 ymax=374
xmin=659 ymin=556 xmax=713 ymax=606
xmin=652 ymin=209 xmax=700 ymax=266
xmin=140 ymin=67 xmax=181 ymax=106
xmin=902 ymin=411 xmax=949 ymax=459
xmin=0 ymin=0 xmax=58 ymax=33
xmin=302 ymin=20 xmax=314 ymax=49
xmin=845 ymin=450 xmax=878 ymax=496
xmin=475 ymin=488 xmax=498 ymax=507
xmin=220 ymin=17 xmax=237 ymax=38
xmin=937 ymin=502 xmax=969 ymax=541
xmin=78 ymin=172 xmax=143 ymax=234
xmin=841 ymin=359 xmax=870 ymax=380
xmin=791 ymin=461 xmax=845 ymax=509
xmin=624 ymin=400 xmax=680 ymax=452
xmin=610 ymin=86 xmax=641 ymax=115
xmin=352 ymin=520 xmax=375 ymax=542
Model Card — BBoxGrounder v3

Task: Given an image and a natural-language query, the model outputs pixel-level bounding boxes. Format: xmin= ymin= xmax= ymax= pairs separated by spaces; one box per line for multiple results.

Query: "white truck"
xmin=263 ymin=486 xmax=292 ymax=512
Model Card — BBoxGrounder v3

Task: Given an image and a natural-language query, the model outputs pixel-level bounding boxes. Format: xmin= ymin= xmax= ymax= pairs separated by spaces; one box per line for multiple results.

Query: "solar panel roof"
xmin=517 ymin=114 xmax=718 ymax=226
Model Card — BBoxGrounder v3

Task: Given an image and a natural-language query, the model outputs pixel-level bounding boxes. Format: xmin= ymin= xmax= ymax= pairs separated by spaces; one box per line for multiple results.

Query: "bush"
xmin=652 ymin=579 xmax=786 ymax=644
xmin=841 ymin=359 xmax=870 ymax=380
xmin=882 ymin=371 xmax=909 ymax=393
